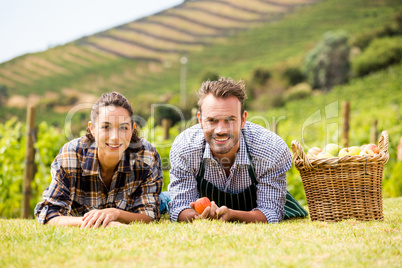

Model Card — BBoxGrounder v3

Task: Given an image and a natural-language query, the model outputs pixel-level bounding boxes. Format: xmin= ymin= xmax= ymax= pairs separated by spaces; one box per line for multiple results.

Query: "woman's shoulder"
xmin=55 ymin=137 xmax=94 ymax=167
xmin=59 ymin=136 xmax=94 ymax=154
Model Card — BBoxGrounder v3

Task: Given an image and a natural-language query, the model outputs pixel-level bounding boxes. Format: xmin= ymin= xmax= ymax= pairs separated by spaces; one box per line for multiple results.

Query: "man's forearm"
xmin=177 ymin=208 xmax=198 ymax=222
xmin=226 ymin=209 xmax=267 ymax=223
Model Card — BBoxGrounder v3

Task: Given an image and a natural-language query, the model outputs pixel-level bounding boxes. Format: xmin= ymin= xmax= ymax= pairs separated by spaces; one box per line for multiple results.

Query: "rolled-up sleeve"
xmin=34 ymin=158 xmax=72 ymax=224
xmin=253 ymin=144 xmax=292 ymax=223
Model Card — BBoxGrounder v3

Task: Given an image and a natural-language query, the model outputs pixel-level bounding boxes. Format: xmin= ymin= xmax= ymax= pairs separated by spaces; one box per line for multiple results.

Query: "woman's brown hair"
xmin=85 ymin=92 xmax=140 ymax=143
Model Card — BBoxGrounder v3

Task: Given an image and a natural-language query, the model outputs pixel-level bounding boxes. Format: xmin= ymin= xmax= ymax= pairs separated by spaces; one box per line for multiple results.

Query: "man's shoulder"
xmin=171 ymin=124 xmax=204 ymax=156
xmin=243 ymin=121 xmax=289 ymax=159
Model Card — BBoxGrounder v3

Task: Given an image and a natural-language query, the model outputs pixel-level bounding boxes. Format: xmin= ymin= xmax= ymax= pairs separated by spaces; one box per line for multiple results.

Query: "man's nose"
xmin=215 ymin=120 xmax=230 ymax=134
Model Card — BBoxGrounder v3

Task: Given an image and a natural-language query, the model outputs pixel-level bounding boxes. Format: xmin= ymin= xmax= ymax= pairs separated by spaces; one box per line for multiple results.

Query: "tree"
xmin=304 ymin=31 xmax=351 ymax=91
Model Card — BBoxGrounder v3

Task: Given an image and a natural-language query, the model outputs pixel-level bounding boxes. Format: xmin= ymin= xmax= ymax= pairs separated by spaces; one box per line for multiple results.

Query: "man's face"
xmin=198 ymin=94 xmax=247 ymax=160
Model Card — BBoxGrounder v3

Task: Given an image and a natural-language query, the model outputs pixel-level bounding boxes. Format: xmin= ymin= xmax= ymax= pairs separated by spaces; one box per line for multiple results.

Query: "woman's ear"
xmin=133 ymin=122 xmax=136 ymax=131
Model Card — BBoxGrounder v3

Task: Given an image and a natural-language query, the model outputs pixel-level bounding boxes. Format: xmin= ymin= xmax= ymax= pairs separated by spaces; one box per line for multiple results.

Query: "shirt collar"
xmin=82 ymin=143 xmax=136 ymax=176
xmin=203 ymin=131 xmax=250 ymax=166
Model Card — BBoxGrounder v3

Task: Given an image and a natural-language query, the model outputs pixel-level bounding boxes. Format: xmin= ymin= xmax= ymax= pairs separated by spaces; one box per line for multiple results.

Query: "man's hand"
xmin=81 ymin=208 xmax=120 ymax=228
xmin=190 ymin=201 xmax=232 ymax=221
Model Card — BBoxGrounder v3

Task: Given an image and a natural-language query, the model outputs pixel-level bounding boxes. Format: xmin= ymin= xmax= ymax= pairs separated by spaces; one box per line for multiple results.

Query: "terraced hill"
xmin=0 ymin=0 xmax=400 ymax=125
xmin=0 ymin=0 xmax=318 ymax=109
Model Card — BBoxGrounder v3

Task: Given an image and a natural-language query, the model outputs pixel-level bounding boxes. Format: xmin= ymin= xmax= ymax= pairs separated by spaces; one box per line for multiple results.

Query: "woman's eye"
xmin=120 ymin=126 xmax=128 ymax=130
xmin=101 ymin=125 xmax=110 ymax=129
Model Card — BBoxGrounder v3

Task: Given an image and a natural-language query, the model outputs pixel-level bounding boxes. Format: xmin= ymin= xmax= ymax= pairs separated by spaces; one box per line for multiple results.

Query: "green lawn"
xmin=1 ymin=197 xmax=401 ymax=267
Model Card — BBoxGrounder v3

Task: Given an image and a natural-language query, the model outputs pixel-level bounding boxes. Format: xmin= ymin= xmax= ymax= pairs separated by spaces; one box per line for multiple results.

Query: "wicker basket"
xmin=291 ymin=131 xmax=389 ymax=222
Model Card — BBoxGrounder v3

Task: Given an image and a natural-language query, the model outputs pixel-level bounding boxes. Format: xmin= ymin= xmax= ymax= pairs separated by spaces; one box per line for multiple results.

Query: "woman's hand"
xmin=81 ymin=208 xmax=120 ymax=228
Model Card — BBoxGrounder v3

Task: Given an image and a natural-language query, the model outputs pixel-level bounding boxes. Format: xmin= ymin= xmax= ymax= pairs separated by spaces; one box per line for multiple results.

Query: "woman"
xmin=35 ymin=92 xmax=163 ymax=228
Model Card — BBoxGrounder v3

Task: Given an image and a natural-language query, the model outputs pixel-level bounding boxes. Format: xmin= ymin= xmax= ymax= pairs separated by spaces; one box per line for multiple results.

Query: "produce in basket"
xmin=291 ymin=131 xmax=389 ymax=222
xmin=307 ymin=147 xmax=322 ymax=157
xmin=316 ymin=151 xmax=333 ymax=158
xmin=338 ymin=146 xmax=362 ymax=157
xmin=359 ymin=148 xmax=375 ymax=156
xmin=307 ymin=143 xmax=380 ymax=158
xmin=323 ymin=143 xmax=340 ymax=157
xmin=361 ymin=143 xmax=379 ymax=154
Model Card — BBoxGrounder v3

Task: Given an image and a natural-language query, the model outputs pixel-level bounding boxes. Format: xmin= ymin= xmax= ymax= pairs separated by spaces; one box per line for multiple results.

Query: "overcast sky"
xmin=0 ymin=0 xmax=183 ymax=63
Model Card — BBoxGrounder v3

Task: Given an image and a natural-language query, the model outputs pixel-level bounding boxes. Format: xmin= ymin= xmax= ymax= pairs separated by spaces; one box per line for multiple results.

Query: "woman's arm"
xmin=46 ymin=216 xmax=84 ymax=227
xmin=80 ymin=208 xmax=152 ymax=228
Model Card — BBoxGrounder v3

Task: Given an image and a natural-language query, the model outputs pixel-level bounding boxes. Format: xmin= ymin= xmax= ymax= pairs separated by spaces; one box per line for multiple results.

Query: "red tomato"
xmin=194 ymin=197 xmax=211 ymax=214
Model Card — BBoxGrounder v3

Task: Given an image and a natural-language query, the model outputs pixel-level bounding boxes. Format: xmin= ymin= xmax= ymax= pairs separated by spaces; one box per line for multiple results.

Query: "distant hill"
xmin=0 ymin=0 xmax=400 ymax=125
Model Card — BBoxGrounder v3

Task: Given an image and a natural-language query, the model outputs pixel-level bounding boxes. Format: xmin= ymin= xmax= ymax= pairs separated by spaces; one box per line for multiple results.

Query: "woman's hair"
xmin=197 ymin=77 xmax=247 ymax=115
xmin=85 ymin=92 xmax=140 ymax=143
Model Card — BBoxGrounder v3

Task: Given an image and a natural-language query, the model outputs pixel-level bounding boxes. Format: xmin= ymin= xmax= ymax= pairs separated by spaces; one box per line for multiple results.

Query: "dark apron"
xmin=196 ymin=142 xmax=308 ymax=219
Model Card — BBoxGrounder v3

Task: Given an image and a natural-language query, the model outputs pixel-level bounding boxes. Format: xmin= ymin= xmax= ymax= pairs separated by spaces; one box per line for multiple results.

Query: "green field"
xmin=1 ymin=197 xmax=401 ymax=267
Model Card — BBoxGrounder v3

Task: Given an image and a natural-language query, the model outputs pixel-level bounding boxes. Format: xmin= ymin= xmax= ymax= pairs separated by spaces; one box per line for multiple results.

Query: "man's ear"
xmin=241 ymin=111 xmax=247 ymax=129
xmin=197 ymin=111 xmax=202 ymax=128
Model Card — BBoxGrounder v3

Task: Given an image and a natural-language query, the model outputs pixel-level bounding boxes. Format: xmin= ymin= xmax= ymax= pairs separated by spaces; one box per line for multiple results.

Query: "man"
xmin=168 ymin=78 xmax=307 ymax=223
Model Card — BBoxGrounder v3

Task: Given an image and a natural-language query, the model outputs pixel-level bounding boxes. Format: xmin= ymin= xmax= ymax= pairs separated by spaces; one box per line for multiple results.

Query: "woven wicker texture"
xmin=291 ymin=131 xmax=389 ymax=222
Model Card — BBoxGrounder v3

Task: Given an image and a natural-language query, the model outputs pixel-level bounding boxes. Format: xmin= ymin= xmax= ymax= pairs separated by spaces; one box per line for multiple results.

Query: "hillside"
xmin=1 ymin=0 xmax=401 ymax=125
xmin=0 ymin=0 xmax=317 ymax=111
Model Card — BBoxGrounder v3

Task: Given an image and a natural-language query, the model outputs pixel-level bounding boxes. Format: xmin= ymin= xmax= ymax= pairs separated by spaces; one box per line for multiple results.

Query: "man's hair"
xmin=197 ymin=77 xmax=247 ymax=115
xmin=85 ymin=91 xmax=140 ymax=143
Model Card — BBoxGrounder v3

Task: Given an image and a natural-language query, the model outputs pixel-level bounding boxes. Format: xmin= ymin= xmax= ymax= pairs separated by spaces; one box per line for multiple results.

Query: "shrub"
xmin=350 ymin=10 xmax=402 ymax=50
xmin=304 ymin=30 xmax=351 ymax=91
xmin=352 ymin=37 xmax=402 ymax=77
xmin=285 ymin=83 xmax=312 ymax=101
xmin=282 ymin=67 xmax=306 ymax=86
xmin=252 ymin=67 xmax=271 ymax=86
xmin=200 ymin=71 xmax=219 ymax=82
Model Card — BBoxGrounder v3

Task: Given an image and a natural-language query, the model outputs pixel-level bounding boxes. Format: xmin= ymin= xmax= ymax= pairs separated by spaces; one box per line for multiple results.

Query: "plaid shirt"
xmin=168 ymin=121 xmax=292 ymax=223
xmin=35 ymin=136 xmax=163 ymax=224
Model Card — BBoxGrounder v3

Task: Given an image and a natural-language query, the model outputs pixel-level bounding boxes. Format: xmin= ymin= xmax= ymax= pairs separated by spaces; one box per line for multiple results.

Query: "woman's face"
xmin=89 ymin=105 xmax=133 ymax=162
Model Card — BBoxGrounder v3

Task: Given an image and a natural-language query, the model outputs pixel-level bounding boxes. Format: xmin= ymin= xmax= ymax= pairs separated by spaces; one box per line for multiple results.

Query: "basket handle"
xmin=378 ymin=130 xmax=389 ymax=158
xmin=291 ymin=140 xmax=313 ymax=170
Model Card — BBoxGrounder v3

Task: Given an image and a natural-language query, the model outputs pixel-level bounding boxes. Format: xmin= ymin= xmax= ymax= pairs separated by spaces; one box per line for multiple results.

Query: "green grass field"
xmin=1 ymin=197 xmax=401 ymax=267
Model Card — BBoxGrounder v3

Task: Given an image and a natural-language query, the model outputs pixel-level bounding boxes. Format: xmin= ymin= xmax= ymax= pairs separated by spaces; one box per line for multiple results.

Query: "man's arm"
xmin=168 ymin=136 xmax=201 ymax=222
xmin=252 ymin=143 xmax=292 ymax=223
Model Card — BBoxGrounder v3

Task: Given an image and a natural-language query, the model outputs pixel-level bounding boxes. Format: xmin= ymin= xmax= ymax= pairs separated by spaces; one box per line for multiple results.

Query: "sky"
xmin=0 ymin=0 xmax=183 ymax=64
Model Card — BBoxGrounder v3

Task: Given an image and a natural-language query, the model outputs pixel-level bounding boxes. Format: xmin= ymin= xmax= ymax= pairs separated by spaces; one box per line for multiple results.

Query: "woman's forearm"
xmin=46 ymin=216 xmax=84 ymax=227
xmin=116 ymin=210 xmax=153 ymax=224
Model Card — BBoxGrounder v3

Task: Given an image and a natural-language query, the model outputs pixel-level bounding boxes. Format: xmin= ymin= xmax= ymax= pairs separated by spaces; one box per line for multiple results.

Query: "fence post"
xmin=162 ymin=118 xmax=172 ymax=140
xmin=371 ymin=119 xmax=378 ymax=144
xmin=22 ymin=105 xmax=36 ymax=219
xmin=341 ymin=101 xmax=350 ymax=148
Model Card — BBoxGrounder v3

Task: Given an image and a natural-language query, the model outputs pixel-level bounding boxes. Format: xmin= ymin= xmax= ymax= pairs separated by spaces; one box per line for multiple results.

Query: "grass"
xmin=1 ymin=197 xmax=401 ymax=267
